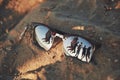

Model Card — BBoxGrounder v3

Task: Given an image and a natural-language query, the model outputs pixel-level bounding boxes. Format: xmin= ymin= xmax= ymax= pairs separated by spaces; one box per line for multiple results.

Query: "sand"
xmin=0 ymin=0 xmax=120 ymax=80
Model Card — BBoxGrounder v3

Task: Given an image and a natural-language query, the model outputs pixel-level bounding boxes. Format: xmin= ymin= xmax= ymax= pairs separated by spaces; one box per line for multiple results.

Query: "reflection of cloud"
xmin=6 ymin=0 xmax=44 ymax=14
xmin=72 ymin=26 xmax=84 ymax=30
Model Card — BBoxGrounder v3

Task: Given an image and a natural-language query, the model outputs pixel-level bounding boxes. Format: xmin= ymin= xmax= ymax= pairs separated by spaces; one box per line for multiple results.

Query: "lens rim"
xmin=62 ymin=36 xmax=95 ymax=62
xmin=32 ymin=22 xmax=100 ymax=62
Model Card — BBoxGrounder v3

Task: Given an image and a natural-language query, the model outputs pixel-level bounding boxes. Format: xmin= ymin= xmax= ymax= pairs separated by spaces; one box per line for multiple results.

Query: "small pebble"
xmin=108 ymin=58 xmax=111 ymax=61
xmin=6 ymin=40 xmax=13 ymax=45
xmin=5 ymin=29 xmax=9 ymax=33
xmin=92 ymin=30 xmax=96 ymax=33
xmin=114 ymin=59 xmax=118 ymax=63
xmin=0 ymin=48 xmax=3 ymax=51
xmin=6 ymin=46 xmax=12 ymax=51
xmin=89 ymin=33 xmax=94 ymax=37
xmin=0 ymin=21 xmax=3 ymax=24
xmin=112 ymin=17 xmax=115 ymax=20
xmin=4 ymin=51 xmax=7 ymax=55
xmin=99 ymin=37 xmax=103 ymax=40
xmin=111 ymin=42 xmax=117 ymax=47
xmin=14 ymin=73 xmax=18 ymax=76
xmin=3 ymin=65 xmax=7 ymax=68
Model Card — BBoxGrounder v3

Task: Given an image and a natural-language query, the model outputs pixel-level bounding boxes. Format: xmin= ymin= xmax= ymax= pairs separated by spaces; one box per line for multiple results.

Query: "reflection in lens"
xmin=63 ymin=36 xmax=94 ymax=62
xmin=35 ymin=25 xmax=54 ymax=50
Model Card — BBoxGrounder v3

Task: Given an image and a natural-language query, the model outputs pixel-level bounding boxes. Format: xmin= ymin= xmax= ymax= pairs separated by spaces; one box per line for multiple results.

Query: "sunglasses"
xmin=31 ymin=23 xmax=97 ymax=63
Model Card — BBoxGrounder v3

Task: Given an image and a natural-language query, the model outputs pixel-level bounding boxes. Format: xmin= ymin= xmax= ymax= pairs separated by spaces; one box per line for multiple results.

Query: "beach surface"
xmin=0 ymin=0 xmax=120 ymax=80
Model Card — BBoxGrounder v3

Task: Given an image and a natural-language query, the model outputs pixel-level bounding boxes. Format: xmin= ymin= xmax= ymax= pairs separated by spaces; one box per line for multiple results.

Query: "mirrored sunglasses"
xmin=31 ymin=23 xmax=96 ymax=63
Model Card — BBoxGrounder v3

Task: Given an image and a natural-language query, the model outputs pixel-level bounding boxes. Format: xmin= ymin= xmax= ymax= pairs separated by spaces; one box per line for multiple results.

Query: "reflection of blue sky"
xmin=35 ymin=25 xmax=53 ymax=50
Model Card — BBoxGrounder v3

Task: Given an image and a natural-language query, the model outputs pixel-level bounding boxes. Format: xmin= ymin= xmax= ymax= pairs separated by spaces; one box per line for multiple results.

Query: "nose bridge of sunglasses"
xmin=55 ymin=33 xmax=64 ymax=39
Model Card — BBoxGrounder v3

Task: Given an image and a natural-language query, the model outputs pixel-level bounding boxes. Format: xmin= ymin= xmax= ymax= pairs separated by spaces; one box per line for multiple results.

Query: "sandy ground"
xmin=0 ymin=0 xmax=120 ymax=80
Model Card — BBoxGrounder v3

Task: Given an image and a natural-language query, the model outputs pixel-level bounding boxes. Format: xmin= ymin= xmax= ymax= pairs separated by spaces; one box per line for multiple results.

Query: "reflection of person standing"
xmin=42 ymin=30 xmax=51 ymax=44
xmin=75 ymin=42 xmax=83 ymax=57
xmin=81 ymin=45 xmax=87 ymax=60
xmin=42 ymin=30 xmax=56 ymax=44
xmin=71 ymin=37 xmax=78 ymax=52
xmin=67 ymin=37 xmax=78 ymax=53
xmin=86 ymin=47 xmax=91 ymax=62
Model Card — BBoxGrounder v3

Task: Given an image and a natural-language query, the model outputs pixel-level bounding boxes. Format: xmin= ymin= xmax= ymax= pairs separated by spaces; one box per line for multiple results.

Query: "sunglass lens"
xmin=63 ymin=36 xmax=94 ymax=62
xmin=35 ymin=25 xmax=54 ymax=50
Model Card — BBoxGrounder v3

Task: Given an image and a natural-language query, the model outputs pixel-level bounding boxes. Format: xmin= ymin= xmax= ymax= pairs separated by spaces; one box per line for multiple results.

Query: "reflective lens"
xmin=63 ymin=36 xmax=94 ymax=62
xmin=34 ymin=23 xmax=95 ymax=63
xmin=35 ymin=25 xmax=54 ymax=50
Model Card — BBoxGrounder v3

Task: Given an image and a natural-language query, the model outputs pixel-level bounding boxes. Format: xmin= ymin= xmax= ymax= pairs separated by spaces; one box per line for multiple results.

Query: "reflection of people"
xmin=81 ymin=45 xmax=87 ymax=60
xmin=86 ymin=47 xmax=92 ymax=62
xmin=42 ymin=30 xmax=52 ymax=44
xmin=67 ymin=37 xmax=79 ymax=53
xmin=75 ymin=42 xmax=83 ymax=57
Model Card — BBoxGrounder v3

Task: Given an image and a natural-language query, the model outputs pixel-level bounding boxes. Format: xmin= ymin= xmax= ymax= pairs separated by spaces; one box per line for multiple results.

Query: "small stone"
xmin=61 ymin=54 xmax=64 ymax=58
xmin=0 ymin=48 xmax=3 ymax=51
xmin=14 ymin=73 xmax=18 ymax=76
xmin=6 ymin=46 xmax=12 ymax=51
xmin=92 ymin=30 xmax=96 ymax=33
xmin=111 ymin=0 xmax=114 ymax=2
xmin=89 ymin=33 xmax=94 ymax=37
xmin=0 ymin=21 xmax=3 ymax=24
xmin=5 ymin=29 xmax=9 ymax=33
xmin=34 ymin=71 xmax=38 ymax=74
xmin=108 ymin=58 xmax=111 ymax=61
xmin=114 ymin=59 xmax=118 ymax=63
xmin=107 ymin=76 xmax=114 ymax=80
xmin=111 ymin=42 xmax=117 ymax=47
xmin=4 ymin=51 xmax=7 ymax=55
xmin=3 ymin=65 xmax=7 ymax=68
xmin=17 ymin=72 xmax=22 ymax=76
xmin=45 ymin=11 xmax=51 ymax=19
xmin=112 ymin=17 xmax=115 ymax=20
xmin=5 ymin=40 xmax=13 ymax=45
xmin=99 ymin=37 xmax=103 ymax=40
